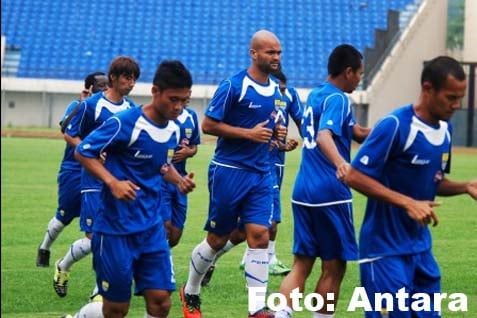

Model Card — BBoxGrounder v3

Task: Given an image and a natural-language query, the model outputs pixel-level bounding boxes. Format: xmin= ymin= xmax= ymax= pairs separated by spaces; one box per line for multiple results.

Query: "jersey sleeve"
xmin=190 ymin=110 xmax=201 ymax=145
xmin=65 ymin=100 xmax=87 ymax=138
xmin=76 ymin=117 xmax=122 ymax=159
xmin=205 ymin=79 xmax=235 ymax=121
xmin=351 ymin=115 xmax=400 ymax=179
xmin=317 ymin=93 xmax=348 ymax=137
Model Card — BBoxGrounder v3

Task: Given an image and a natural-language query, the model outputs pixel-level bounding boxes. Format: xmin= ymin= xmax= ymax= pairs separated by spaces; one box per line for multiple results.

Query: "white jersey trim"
xmin=291 ymin=198 xmax=352 ymax=207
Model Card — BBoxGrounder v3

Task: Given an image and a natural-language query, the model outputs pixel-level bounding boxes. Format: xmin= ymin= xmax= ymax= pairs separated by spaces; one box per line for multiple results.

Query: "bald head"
xmin=250 ymin=30 xmax=280 ymax=50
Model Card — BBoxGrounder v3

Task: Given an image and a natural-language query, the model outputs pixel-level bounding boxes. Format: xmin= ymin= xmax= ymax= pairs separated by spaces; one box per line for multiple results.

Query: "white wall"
xmin=463 ymin=0 xmax=476 ymax=61
xmin=365 ymin=0 xmax=448 ymax=126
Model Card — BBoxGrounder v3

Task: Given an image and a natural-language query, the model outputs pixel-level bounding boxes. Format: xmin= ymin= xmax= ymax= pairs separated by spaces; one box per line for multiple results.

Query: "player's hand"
xmin=466 ymin=179 xmax=477 ymax=200
xmin=250 ymin=120 xmax=274 ymax=143
xmin=273 ymin=118 xmax=287 ymax=140
xmin=108 ymin=179 xmax=140 ymax=201
xmin=79 ymin=85 xmax=93 ymax=101
xmin=336 ymin=162 xmax=350 ymax=182
xmin=172 ymin=144 xmax=194 ymax=163
xmin=178 ymin=172 xmax=195 ymax=194
xmin=281 ymin=138 xmax=299 ymax=152
xmin=404 ymin=200 xmax=440 ymax=227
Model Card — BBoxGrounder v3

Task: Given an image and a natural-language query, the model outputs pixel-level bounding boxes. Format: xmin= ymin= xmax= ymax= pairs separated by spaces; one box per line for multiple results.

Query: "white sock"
xmin=59 ymin=237 xmax=91 ymax=271
xmin=275 ymin=306 xmax=293 ymax=318
xmin=185 ymin=239 xmax=217 ymax=295
xmin=245 ymin=248 xmax=269 ymax=313
xmin=314 ymin=313 xmax=334 ymax=318
xmin=268 ymin=240 xmax=277 ymax=264
xmin=212 ymin=240 xmax=235 ymax=266
xmin=39 ymin=217 xmax=65 ymax=250
xmin=240 ymin=245 xmax=250 ymax=265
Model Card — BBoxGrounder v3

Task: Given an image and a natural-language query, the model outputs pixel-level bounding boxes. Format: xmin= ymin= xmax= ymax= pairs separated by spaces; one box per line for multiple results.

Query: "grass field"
xmin=1 ymin=136 xmax=476 ymax=317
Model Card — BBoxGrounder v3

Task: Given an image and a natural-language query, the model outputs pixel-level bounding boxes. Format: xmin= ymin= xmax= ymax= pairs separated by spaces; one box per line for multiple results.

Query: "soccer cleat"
xmin=200 ymin=265 xmax=215 ymax=287
xmin=269 ymin=259 xmax=291 ymax=276
xmin=249 ymin=308 xmax=275 ymax=318
xmin=36 ymin=248 xmax=50 ymax=267
xmin=179 ymin=285 xmax=202 ymax=318
xmin=53 ymin=259 xmax=70 ymax=297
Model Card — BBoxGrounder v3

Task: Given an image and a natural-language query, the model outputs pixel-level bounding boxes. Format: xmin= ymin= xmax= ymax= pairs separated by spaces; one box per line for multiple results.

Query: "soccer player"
xmin=36 ymin=71 xmax=108 ymax=267
xmin=75 ymin=60 xmax=195 ymax=318
xmin=200 ymin=69 xmax=302 ymax=286
xmin=275 ymin=44 xmax=370 ymax=318
xmin=345 ymin=56 xmax=477 ymax=317
xmin=159 ymin=105 xmax=200 ymax=248
xmin=53 ymin=56 xmax=140 ymax=297
xmin=179 ymin=29 xmax=286 ymax=318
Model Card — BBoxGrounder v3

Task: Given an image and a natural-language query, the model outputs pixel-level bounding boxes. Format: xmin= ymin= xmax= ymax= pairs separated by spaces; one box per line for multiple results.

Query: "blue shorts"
xmin=80 ymin=190 xmax=102 ymax=233
xmin=271 ymin=164 xmax=284 ymax=223
xmin=360 ymin=251 xmax=441 ymax=318
xmin=159 ymin=180 xmax=187 ymax=229
xmin=55 ymin=169 xmax=82 ymax=225
xmin=292 ymin=202 xmax=358 ymax=260
xmin=204 ymin=163 xmax=273 ymax=236
xmin=92 ymin=223 xmax=174 ymax=302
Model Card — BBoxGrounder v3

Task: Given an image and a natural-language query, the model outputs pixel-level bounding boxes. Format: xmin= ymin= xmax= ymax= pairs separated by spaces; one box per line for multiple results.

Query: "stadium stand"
xmin=1 ymin=0 xmax=419 ymax=88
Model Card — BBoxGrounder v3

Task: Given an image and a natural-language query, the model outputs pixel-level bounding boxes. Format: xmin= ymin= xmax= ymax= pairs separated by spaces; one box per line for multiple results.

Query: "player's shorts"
xmin=55 ymin=169 xmax=81 ymax=225
xmin=159 ymin=179 xmax=187 ymax=229
xmin=80 ymin=190 xmax=102 ymax=233
xmin=204 ymin=163 xmax=273 ymax=236
xmin=359 ymin=251 xmax=441 ymax=318
xmin=271 ymin=164 xmax=284 ymax=223
xmin=292 ymin=202 xmax=358 ymax=260
xmin=92 ymin=222 xmax=174 ymax=302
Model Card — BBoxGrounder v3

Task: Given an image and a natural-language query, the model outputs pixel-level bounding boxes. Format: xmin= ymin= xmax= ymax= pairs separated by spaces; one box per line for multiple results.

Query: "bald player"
xmin=179 ymin=30 xmax=286 ymax=318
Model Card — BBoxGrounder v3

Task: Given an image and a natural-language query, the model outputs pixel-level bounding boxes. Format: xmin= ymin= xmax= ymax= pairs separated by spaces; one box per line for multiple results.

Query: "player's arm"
xmin=352 ymin=123 xmax=370 ymax=144
xmin=75 ymin=150 xmax=139 ymax=201
xmin=162 ymin=164 xmax=195 ymax=194
xmin=317 ymin=129 xmax=349 ymax=181
xmin=64 ymin=133 xmax=82 ymax=147
xmin=345 ymin=167 xmax=440 ymax=226
xmin=172 ymin=144 xmax=198 ymax=163
xmin=437 ymin=177 xmax=477 ymax=199
xmin=202 ymin=116 xmax=273 ymax=143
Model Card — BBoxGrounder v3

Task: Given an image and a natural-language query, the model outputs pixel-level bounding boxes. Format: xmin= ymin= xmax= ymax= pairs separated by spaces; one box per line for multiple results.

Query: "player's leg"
xmin=168 ymin=185 xmax=188 ymax=247
xmin=37 ymin=170 xmax=81 ymax=267
xmin=412 ymin=251 xmax=441 ymax=318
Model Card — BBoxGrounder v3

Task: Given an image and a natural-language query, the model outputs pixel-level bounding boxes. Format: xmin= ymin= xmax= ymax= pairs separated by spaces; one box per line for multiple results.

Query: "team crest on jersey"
xmin=102 ymin=280 xmax=109 ymax=292
xmin=441 ymin=153 xmax=449 ymax=170
xmin=275 ymin=99 xmax=286 ymax=108
xmin=167 ymin=149 xmax=174 ymax=165
xmin=185 ymin=128 xmax=193 ymax=139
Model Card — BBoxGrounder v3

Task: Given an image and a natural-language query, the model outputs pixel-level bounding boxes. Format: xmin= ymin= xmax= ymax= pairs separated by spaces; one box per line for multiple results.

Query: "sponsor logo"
xmin=134 ymin=150 xmax=153 ymax=159
xmin=248 ymin=102 xmax=262 ymax=109
xmin=411 ymin=155 xmax=430 ymax=165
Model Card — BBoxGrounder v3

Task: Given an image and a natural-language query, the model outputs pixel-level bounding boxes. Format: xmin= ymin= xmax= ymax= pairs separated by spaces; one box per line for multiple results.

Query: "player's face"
xmin=112 ymin=74 xmax=137 ymax=96
xmin=254 ymin=41 xmax=282 ymax=74
xmin=344 ymin=62 xmax=363 ymax=93
xmin=428 ymin=75 xmax=467 ymax=121
xmin=155 ymin=87 xmax=191 ymax=121
xmin=92 ymin=75 xmax=108 ymax=93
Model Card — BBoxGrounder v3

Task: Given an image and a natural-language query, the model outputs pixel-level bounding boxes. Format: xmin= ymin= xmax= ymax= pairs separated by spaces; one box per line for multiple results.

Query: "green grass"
xmin=1 ymin=137 xmax=476 ymax=317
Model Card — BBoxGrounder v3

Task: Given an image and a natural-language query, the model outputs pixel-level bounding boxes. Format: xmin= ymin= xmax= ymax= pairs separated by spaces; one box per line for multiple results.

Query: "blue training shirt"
xmin=66 ymin=91 xmax=136 ymax=190
xmin=270 ymin=85 xmax=303 ymax=166
xmin=58 ymin=100 xmax=82 ymax=172
xmin=173 ymin=107 xmax=201 ymax=176
xmin=292 ymin=81 xmax=356 ymax=205
xmin=205 ymin=70 xmax=281 ymax=173
xmin=76 ymin=106 xmax=180 ymax=235
xmin=352 ymin=105 xmax=452 ymax=258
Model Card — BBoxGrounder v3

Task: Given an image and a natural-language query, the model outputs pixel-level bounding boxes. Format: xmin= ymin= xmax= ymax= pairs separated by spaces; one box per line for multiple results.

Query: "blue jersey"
xmin=292 ymin=81 xmax=356 ymax=205
xmin=270 ymin=85 xmax=303 ymax=165
xmin=66 ymin=91 xmax=136 ymax=190
xmin=352 ymin=105 xmax=452 ymax=258
xmin=205 ymin=70 xmax=281 ymax=173
xmin=58 ymin=100 xmax=82 ymax=172
xmin=173 ymin=107 xmax=201 ymax=175
xmin=76 ymin=106 xmax=180 ymax=235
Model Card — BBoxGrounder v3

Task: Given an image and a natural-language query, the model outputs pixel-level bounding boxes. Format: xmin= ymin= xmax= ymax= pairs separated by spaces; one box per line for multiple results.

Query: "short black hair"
xmin=153 ymin=60 xmax=192 ymax=90
xmin=328 ymin=44 xmax=363 ymax=78
xmin=84 ymin=72 xmax=105 ymax=89
xmin=421 ymin=56 xmax=466 ymax=91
